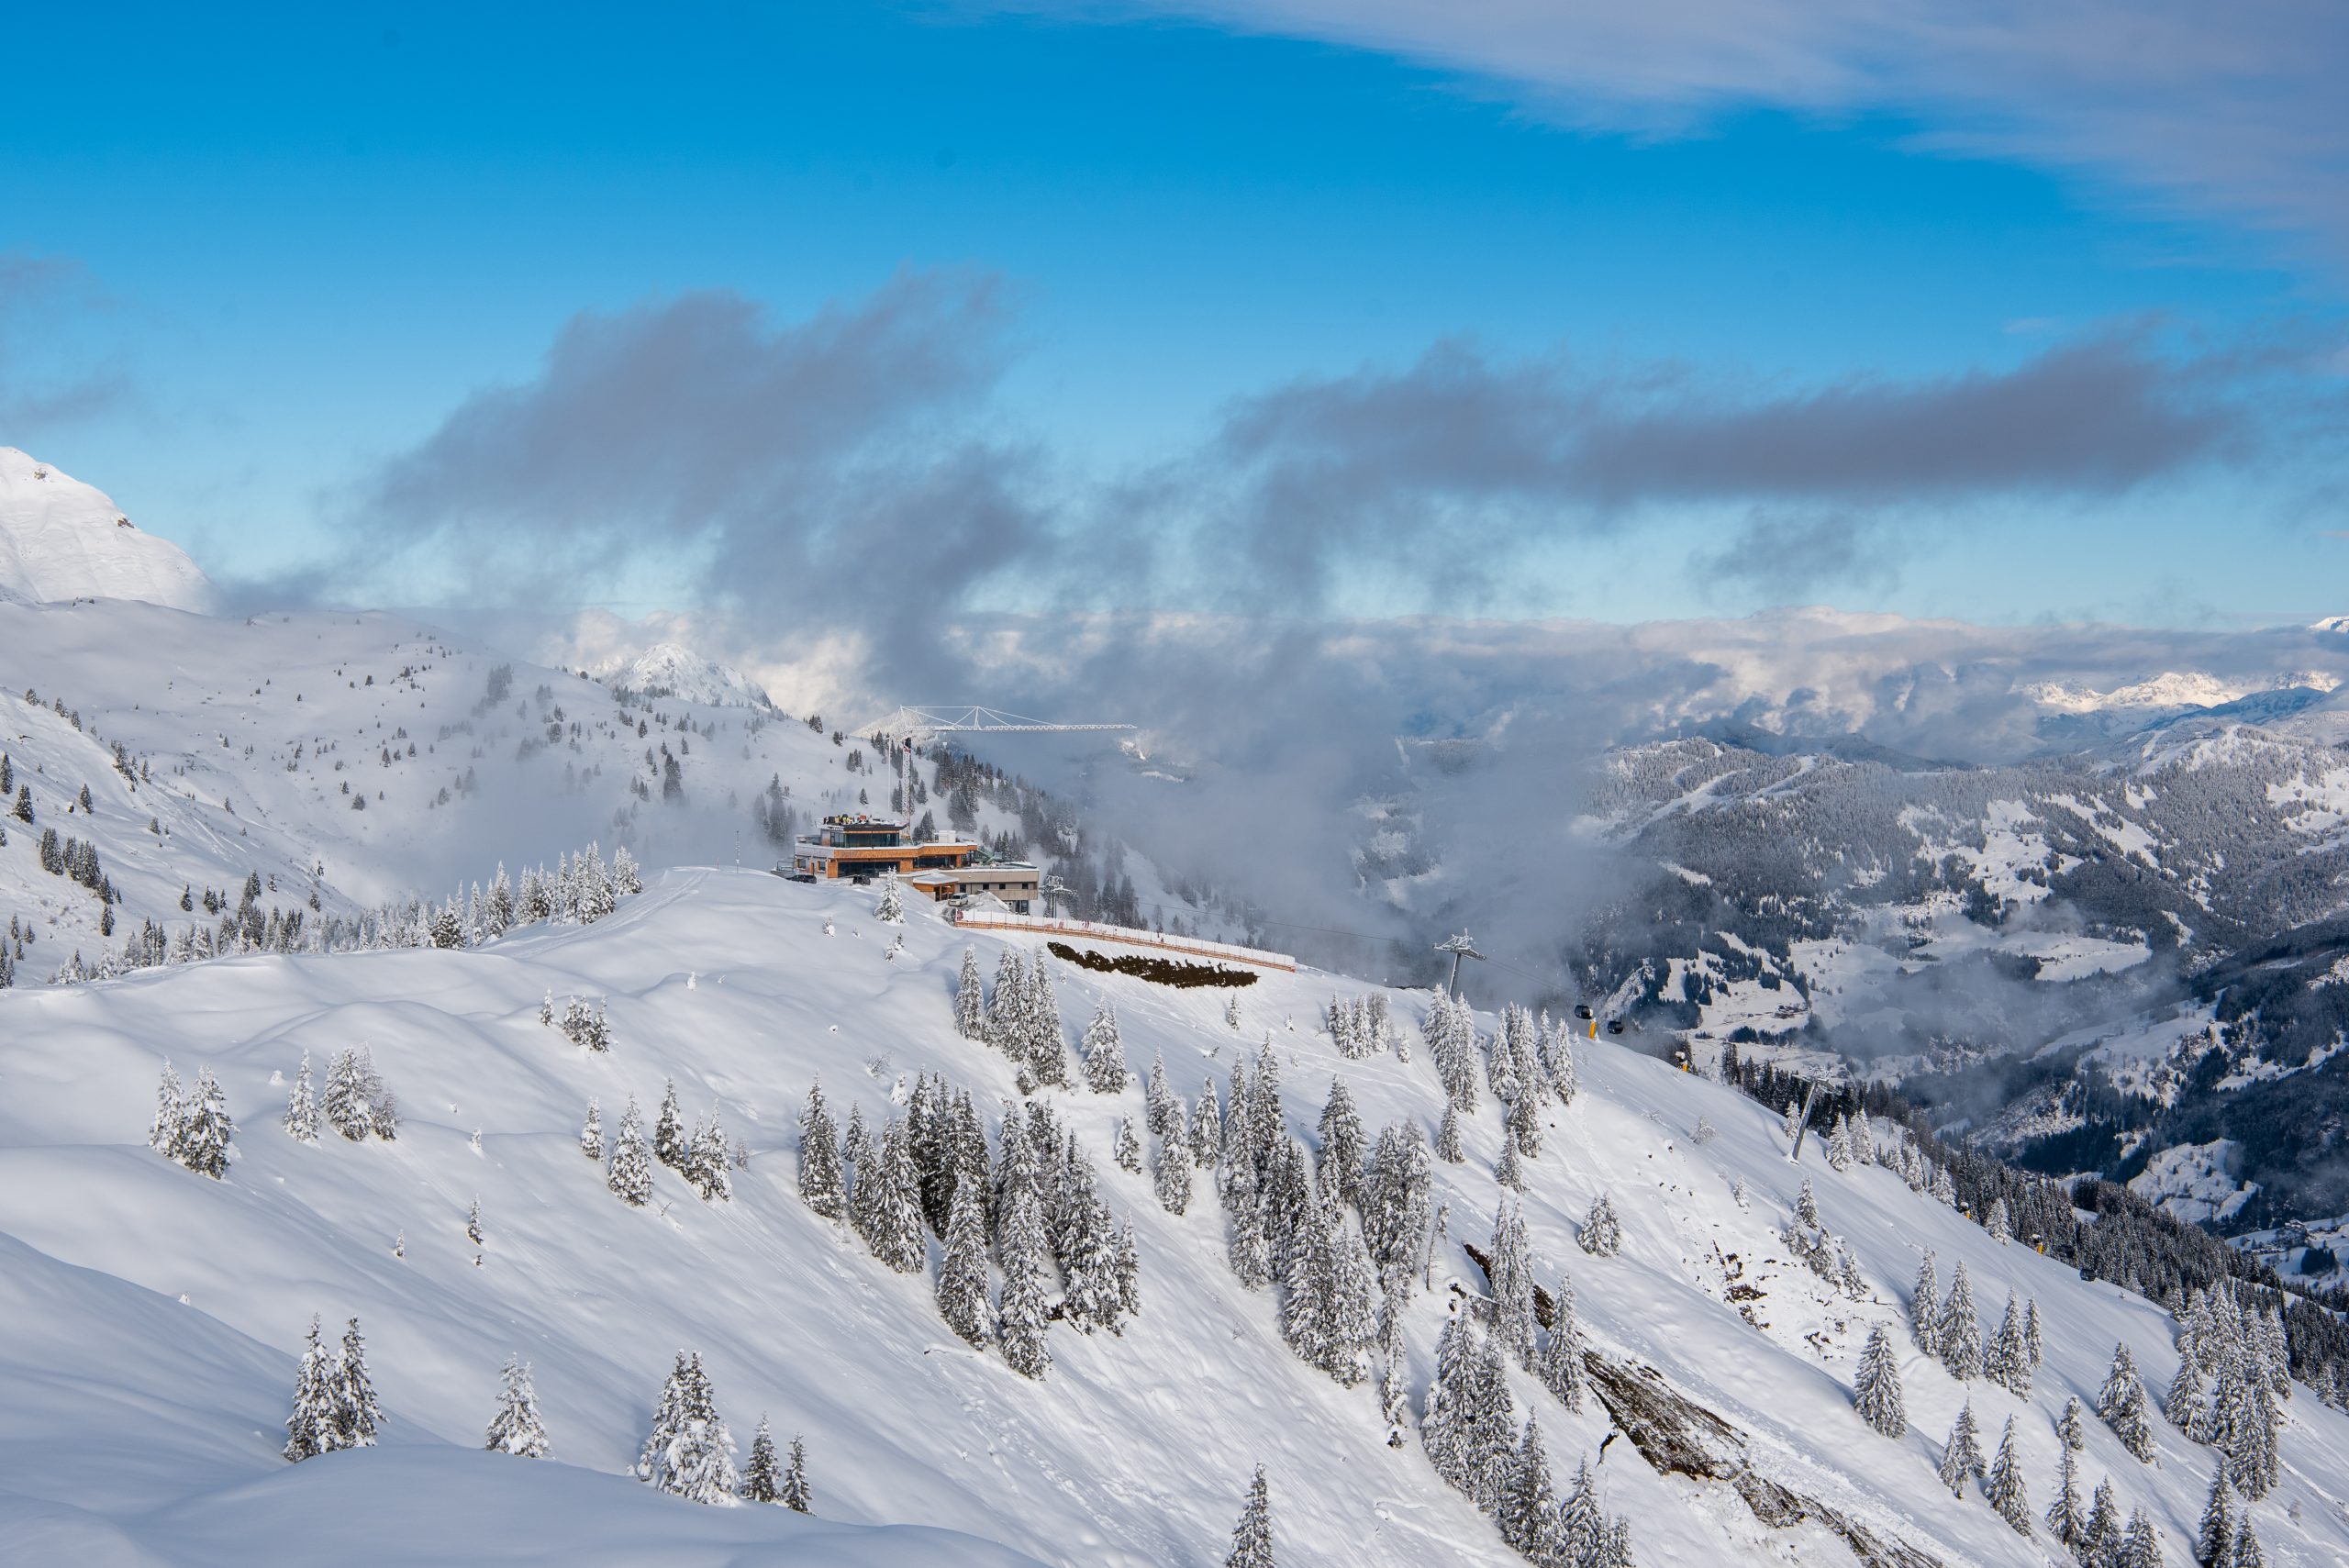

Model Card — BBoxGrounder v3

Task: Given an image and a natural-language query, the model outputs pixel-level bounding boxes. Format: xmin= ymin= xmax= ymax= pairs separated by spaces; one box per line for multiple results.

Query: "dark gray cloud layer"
xmin=340 ymin=274 xmax=2283 ymax=636
xmin=1186 ymin=329 xmax=2246 ymax=604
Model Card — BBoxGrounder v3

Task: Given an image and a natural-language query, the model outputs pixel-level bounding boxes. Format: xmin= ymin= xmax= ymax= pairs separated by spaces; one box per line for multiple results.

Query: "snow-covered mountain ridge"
xmin=595 ymin=641 xmax=775 ymax=711
xmin=6 ymin=869 xmax=2346 ymax=1565
xmin=0 ymin=448 xmax=212 ymax=612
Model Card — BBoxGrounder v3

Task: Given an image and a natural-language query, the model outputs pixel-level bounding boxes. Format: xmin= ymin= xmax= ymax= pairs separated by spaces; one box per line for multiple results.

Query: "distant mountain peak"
xmin=0 ymin=448 xmax=212 ymax=612
xmin=594 ymin=641 xmax=774 ymax=709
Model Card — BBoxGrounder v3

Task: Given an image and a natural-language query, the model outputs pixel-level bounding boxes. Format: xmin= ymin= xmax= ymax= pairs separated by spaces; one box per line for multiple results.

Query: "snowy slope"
xmin=0 ymin=596 xmax=1062 ymax=966
xmin=0 ymin=449 xmax=213 ymax=611
xmin=3 ymin=871 xmax=2344 ymax=1566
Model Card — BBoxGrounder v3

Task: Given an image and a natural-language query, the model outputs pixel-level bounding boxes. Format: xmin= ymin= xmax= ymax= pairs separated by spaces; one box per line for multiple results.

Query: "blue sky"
xmin=3 ymin=2 xmax=2343 ymax=628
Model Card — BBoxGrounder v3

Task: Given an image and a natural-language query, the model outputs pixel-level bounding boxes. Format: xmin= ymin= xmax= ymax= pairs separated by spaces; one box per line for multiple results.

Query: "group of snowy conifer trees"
xmin=2165 ymin=1281 xmax=2294 ymax=1503
xmin=282 ymin=1316 xmax=382 ymax=1462
xmin=1906 ymin=1251 xmax=2043 ymax=1394
xmin=637 ymin=1351 xmax=810 ymax=1510
xmin=431 ymin=843 xmax=642 ymax=949
xmin=591 ymin=1077 xmax=735 ymax=1207
xmin=957 ymin=946 xmax=1070 ymax=1092
xmin=1422 ymin=999 xmax=1577 ymax=1191
xmin=148 ymin=1059 xmax=235 ymax=1177
xmin=285 ymin=1326 xmax=818 ymax=1514
xmin=1409 ymin=1201 xmax=1623 ymax=1565
xmin=60 ymin=840 xmax=643 ymax=985
xmin=1323 ymin=991 xmax=1393 ymax=1059
xmin=798 ymin=1070 xmax=1140 ymax=1380
xmin=545 ymin=992 xmax=612 ymax=1051
xmin=1866 ymin=1237 xmax=2225 ymax=1557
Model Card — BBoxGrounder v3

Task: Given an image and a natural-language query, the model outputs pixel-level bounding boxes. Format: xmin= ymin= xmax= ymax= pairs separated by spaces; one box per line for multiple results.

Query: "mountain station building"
xmin=789 ymin=815 xmax=1040 ymax=912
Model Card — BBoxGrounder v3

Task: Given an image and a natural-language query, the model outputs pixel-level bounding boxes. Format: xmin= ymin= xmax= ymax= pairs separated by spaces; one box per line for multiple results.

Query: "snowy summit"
xmin=0 ymin=449 xmax=212 ymax=612
xmin=596 ymin=642 xmax=774 ymax=711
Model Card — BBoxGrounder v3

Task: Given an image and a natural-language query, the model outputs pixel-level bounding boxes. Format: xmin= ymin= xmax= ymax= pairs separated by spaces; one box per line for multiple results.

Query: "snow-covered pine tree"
xmin=797 ymin=1081 xmax=845 ymax=1221
xmin=1936 ymin=1401 xmax=1982 ymax=1496
xmin=283 ymin=1316 xmax=341 ymax=1462
xmin=2167 ymin=1351 xmax=2207 ymax=1433
xmin=484 ymin=1356 xmax=550 ymax=1457
xmin=2233 ymin=1515 xmax=2266 ymax=1568
xmin=1498 ymin=1418 xmax=1565 ymax=1564
xmin=1486 ymin=1201 xmax=1537 ymax=1367
xmin=2216 ymin=1351 xmax=2281 ymax=1499
xmin=1826 ymin=1113 xmax=1854 ymax=1171
xmin=1223 ymin=1142 xmax=1273 ymax=1290
xmin=1984 ymin=1417 xmax=2030 ymax=1533
xmin=1191 ymin=1076 xmax=1224 ymax=1168
xmin=863 ymin=1118 xmax=928 ymax=1273
xmin=1535 ymin=1273 xmax=1586 ymax=1410
xmin=1938 ymin=1261 xmax=1982 ymax=1382
xmin=986 ymin=949 xmax=1027 ymax=1053
xmin=1082 ymin=1002 xmax=1127 ymax=1094
xmin=742 ymin=1416 xmax=782 ymax=1503
xmin=149 ymin=1060 xmax=187 ymax=1157
xmin=178 ymin=1068 xmax=234 ymax=1178
xmin=2046 ymin=1435 xmax=2083 ymax=1546
xmin=2195 ymin=1472 xmax=2235 ymax=1568
xmin=1025 ymin=955 xmax=1069 ymax=1086
xmin=1316 ymin=1076 xmax=1364 ymax=1209
xmin=1984 ymin=1195 xmax=2010 ymax=1244
xmin=1225 ymin=1465 xmax=1275 ymax=1568
xmin=1421 ymin=1312 xmax=1517 ymax=1509
xmin=1225 ymin=992 xmax=1241 ymax=1030
xmin=1985 ymin=1292 xmax=2028 ymax=1394
xmin=653 ymin=1079 xmax=687 ymax=1170
xmin=782 ymin=1434 xmax=811 ymax=1512
xmin=580 ymin=1098 xmax=603 ymax=1160
xmin=2081 ymin=1478 xmax=2121 ymax=1562
xmin=1494 ymin=1135 xmax=1526 ymax=1193
xmin=1782 ymin=1099 xmax=1802 ymax=1140
xmin=1355 ymin=1127 xmax=1430 ymax=1303
xmin=1259 ymin=1138 xmax=1310 ymax=1273
xmin=1854 ymin=1323 xmax=1906 ymax=1437
xmin=997 ymin=1181 xmax=1054 ymax=1379
xmin=467 ymin=1196 xmax=484 ymax=1247
xmin=1375 ymin=1299 xmax=1411 ymax=1448
xmin=608 ymin=1095 xmax=654 ymax=1207
xmin=687 ymin=1110 xmax=733 ymax=1202
xmin=1113 ymin=1116 xmax=1143 ymax=1174
xmin=2119 ymin=1508 xmax=2162 ymax=1568
xmin=1909 ymin=1251 xmax=1941 ymax=1356
xmin=955 ymin=948 xmax=987 ymax=1039
xmin=282 ymin=1051 xmax=318 ymax=1143
xmin=1577 ymin=1191 xmax=1621 ymax=1257
xmin=938 ymin=1174 xmax=996 ymax=1347
xmin=1436 ymin=1101 xmax=1464 ymax=1163
xmin=1144 ymin=1050 xmax=1178 ymax=1134
xmin=874 ymin=874 xmax=904 ymax=925
xmin=323 ymin=1048 xmax=377 ymax=1140
xmin=1154 ymin=1128 xmax=1192 ymax=1216
xmin=335 ymin=1318 xmax=381 ymax=1449
xmin=2059 ymin=1394 xmax=2087 ymax=1451
xmin=2098 ymin=1341 xmax=2154 ymax=1462
xmin=1559 ymin=1458 xmax=1604 ymax=1566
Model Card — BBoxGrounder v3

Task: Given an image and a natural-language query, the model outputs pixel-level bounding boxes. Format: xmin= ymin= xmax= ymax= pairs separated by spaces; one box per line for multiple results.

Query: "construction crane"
xmin=852 ymin=705 xmax=1137 ymax=741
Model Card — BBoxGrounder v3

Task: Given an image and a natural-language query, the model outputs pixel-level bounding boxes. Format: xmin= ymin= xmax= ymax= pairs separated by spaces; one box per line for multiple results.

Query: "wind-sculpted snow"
xmin=3 ymin=869 xmax=2345 ymax=1565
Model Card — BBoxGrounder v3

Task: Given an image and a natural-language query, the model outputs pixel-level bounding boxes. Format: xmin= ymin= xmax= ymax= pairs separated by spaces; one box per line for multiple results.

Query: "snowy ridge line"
xmin=946 ymin=908 xmax=1297 ymax=971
